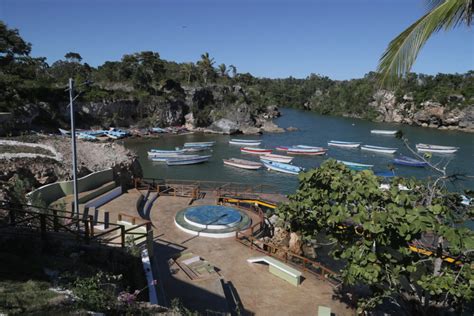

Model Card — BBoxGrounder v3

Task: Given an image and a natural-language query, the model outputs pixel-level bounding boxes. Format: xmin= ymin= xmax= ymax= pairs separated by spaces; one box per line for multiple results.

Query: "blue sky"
xmin=1 ymin=0 xmax=473 ymax=79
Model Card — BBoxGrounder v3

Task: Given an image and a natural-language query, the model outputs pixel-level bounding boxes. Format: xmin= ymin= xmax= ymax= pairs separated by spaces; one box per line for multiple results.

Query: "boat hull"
xmin=261 ymin=154 xmax=293 ymax=163
xmin=261 ymin=160 xmax=303 ymax=175
xmin=361 ymin=146 xmax=397 ymax=154
xmin=328 ymin=141 xmax=361 ymax=148
xmin=229 ymin=141 xmax=262 ymax=146
xmin=166 ymin=156 xmax=211 ymax=165
xmin=337 ymin=160 xmax=373 ymax=170
xmin=223 ymin=159 xmax=262 ymax=170
xmin=241 ymin=148 xmax=272 ymax=155
xmin=370 ymin=130 xmax=398 ymax=135
xmin=287 ymin=149 xmax=326 ymax=155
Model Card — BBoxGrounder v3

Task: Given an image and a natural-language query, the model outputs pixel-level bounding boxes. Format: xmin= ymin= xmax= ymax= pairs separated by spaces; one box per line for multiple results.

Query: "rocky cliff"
xmin=3 ymin=82 xmax=281 ymax=136
xmin=369 ymin=90 xmax=474 ymax=132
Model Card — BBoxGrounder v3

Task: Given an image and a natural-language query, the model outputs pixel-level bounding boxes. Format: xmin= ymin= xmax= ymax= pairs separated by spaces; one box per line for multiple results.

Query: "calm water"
xmin=124 ymin=108 xmax=474 ymax=194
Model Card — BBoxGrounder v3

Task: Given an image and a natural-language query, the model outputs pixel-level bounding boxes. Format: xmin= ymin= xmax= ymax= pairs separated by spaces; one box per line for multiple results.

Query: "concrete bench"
xmin=247 ymin=256 xmax=302 ymax=286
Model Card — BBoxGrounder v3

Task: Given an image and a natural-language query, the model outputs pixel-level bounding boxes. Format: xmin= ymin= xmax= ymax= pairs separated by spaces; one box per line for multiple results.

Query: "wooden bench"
xmin=247 ymin=256 xmax=302 ymax=286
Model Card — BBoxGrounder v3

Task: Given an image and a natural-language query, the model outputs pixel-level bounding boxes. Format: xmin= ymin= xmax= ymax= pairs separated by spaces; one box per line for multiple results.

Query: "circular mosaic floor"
xmin=175 ymin=205 xmax=251 ymax=238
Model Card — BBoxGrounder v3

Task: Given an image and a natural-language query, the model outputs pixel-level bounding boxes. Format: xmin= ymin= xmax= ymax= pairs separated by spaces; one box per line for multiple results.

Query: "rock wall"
xmin=369 ymin=90 xmax=474 ymax=132
xmin=3 ymin=83 xmax=282 ymax=136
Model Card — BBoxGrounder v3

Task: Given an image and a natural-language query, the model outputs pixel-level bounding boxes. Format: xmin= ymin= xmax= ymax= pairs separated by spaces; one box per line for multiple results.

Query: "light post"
xmin=68 ymin=78 xmax=80 ymax=216
xmin=66 ymin=78 xmax=91 ymax=217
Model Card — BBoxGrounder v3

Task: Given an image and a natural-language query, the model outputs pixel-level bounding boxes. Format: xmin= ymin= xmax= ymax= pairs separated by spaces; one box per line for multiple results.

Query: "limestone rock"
xmin=209 ymin=119 xmax=240 ymax=134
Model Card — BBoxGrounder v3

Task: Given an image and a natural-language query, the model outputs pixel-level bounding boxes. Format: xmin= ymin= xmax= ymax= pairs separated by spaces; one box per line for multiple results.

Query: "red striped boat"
xmin=240 ymin=147 xmax=272 ymax=155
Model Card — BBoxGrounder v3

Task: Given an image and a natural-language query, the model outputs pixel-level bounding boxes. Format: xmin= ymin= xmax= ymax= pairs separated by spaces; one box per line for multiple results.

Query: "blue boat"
xmin=393 ymin=156 xmax=427 ymax=167
xmin=166 ymin=155 xmax=211 ymax=166
xmin=337 ymin=160 xmax=373 ymax=171
xmin=151 ymin=127 xmax=166 ymax=133
xmin=184 ymin=141 xmax=215 ymax=147
xmin=375 ymin=170 xmax=395 ymax=178
xmin=261 ymin=159 xmax=304 ymax=175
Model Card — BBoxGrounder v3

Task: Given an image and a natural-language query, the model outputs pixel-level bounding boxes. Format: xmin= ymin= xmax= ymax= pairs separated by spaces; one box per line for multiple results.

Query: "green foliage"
xmin=0 ymin=280 xmax=58 ymax=315
xmin=277 ymin=160 xmax=474 ymax=313
xmin=72 ymin=271 xmax=121 ymax=312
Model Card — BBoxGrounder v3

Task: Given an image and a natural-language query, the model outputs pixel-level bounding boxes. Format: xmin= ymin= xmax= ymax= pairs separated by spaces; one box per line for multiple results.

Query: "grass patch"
xmin=0 ymin=280 xmax=59 ymax=315
xmin=0 ymin=144 xmax=53 ymax=156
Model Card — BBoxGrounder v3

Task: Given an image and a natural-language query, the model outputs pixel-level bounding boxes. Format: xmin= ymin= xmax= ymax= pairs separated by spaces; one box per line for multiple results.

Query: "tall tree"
xmin=228 ymin=64 xmax=237 ymax=77
xmin=197 ymin=52 xmax=216 ymax=84
xmin=277 ymin=160 xmax=474 ymax=314
xmin=378 ymin=0 xmax=473 ymax=84
xmin=64 ymin=52 xmax=82 ymax=63
xmin=218 ymin=63 xmax=228 ymax=77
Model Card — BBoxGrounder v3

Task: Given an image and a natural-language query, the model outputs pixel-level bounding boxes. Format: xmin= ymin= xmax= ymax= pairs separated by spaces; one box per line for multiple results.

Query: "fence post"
xmin=120 ymin=225 xmax=125 ymax=248
xmin=53 ymin=209 xmax=59 ymax=232
xmin=104 ymin=212 xmax=109 ymax=229
xmin=40 ymin=213 xmax=46 ymax=240
xmin=89 ymin=215 xmax=94 ymax=236
xmin=84 ymin=218 xmax=90 ymax=244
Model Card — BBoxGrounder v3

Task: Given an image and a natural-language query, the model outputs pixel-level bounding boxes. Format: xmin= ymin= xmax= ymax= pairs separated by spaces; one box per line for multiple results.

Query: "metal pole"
xmin=69 ymin=78 xmax=80 ymax=217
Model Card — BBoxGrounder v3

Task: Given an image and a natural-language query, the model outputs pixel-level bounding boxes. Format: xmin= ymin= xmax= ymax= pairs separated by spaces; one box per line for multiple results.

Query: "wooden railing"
xmin=0 ymin=202 xmax=153 ymax=249
xmin=235 ymin=228 xmax=341 ymax=287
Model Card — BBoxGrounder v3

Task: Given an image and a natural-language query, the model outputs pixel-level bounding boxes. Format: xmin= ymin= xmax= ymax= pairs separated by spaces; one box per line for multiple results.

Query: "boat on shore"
xmin=229 ymin=139 xmax=262 ymax=146
xmin=370 ymin=130 xmax=398 ymax=135
xmin=241 ymin=147 xmax=272 ymax=155
xmin=337 ymin=160 xmax=373 ymax=170
xmin=166 ymin=155 xmax=211 ymax=165
xmin=328 ymin=140 xmax=361 ymax=148
xmin=361 ymin=145 xmax=397 ymax=154
xmin=393 ymin=156 xmax=428 ymax=167
xmin=416 ymin=143 xmax=458 ymax=154
xmin=287 ymin=147 xmax=327 ymax=155
xmin=261 ymin=159 xmax=304 ymax=175
xmin=223 ymin=158 xmax=262 ymax=170
xmin=58 ymin=128 xmax=71 ymax=136
xmin=261 ymin=153 xmax=293 ymax=163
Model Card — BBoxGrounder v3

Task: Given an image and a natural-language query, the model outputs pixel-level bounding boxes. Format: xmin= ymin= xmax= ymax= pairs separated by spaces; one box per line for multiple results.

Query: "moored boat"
xmin=361 ymin=145 xmax=397 ymax=154
xmin=151 ymin=154 xmax=200 ymax=162
xmin=416 ymin=143 xmax=458 ymax=154
xmin=287 ymin=147 xmax=327 ymax=155
xmin=327 ymin=140 xmax=361 ymax=148
xmin=370 ymin=129 xmax=398 ymax=135
xmin=261 ymin=153 xmax=293 ymax=163
xmin=166 ymin=155 xmax=211 ymax=165
xmin=184 ymin=141 xmax=215 ymax=147
xmin=241 ymin=147 xmax=272 ymax=155
xmin=337 ymin=160 xmax=374 ymax=170
xmin=261 ymin=159 xmax=304 ymax=175
xmin=393 ymin=156 xmax=427 ymax=167
xmin=229 ymin=139 xmax=262 ymax=146
xmin=223 ymin=158 xmax=262 ymax=170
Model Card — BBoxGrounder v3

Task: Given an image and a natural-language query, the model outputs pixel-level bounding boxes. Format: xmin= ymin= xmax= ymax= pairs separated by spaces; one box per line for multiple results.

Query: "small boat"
xmin=375 ymin=170 xmax=395 ymax=178
xmin=276 ymin=146 xmax=290 ymax=151
xmin=393 ymin=156 xmax=427 ymax=167
xmin=241 ymin=147 xmax=272 ymax=155
xmin=151 ymin=154 xmax=200 ymax=162
xmin=370 ymin=130 xmax=398 ymax=135
xmin=184 ymin=141 xmax=215 ymax=147
xmin=58 ymin=128 xmax=71 ymax=136
xmin=361 ymin=145 xmax=397 ymax=154
xmin=181 ymin=146 xmax=210 ymax=152
xmin=151 ymin=127 xmax=166 ymax=133
xmin=166 ymin=155 xmax=211 ymax=166
xmin=337 ymin=160 xmax=373 ymax=170
xmin=229 ymin=139 xmax=262 ymax=146
xmin=416 ymin=143 xmax=458 ymax=154
xmin=327 ymin=141 xmax=361 ymax=148
xmin=223 ymin=158 xmax=262 ymax=170
xmin=77 ymin=133 xmax=98 ymax=141
xmin=261 ymin=153 xmax=293 ymax=163
xmin=287 ymin=147 xmax=327 ymax=155
xmin=261 ymin=159 xmax=304 ymax=175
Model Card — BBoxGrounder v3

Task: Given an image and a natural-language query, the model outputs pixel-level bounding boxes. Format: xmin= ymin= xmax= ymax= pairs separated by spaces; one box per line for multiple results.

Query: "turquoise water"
xmin=184 ymin=205 xmax=242 ymax=225
xmin=124 ymin=108 xmax=474 ymax=194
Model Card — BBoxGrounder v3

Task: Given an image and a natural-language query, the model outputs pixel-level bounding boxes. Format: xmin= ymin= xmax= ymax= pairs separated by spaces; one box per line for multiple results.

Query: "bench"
xmin=247 ymin=256 xmax=302 ymax=286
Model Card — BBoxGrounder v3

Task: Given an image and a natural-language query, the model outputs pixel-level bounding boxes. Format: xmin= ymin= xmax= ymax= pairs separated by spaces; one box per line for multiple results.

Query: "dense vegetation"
xmin=277 ymin=160 xmax=474 ymax=314
xmin=1 ymin=21 xmax=472 ymax=127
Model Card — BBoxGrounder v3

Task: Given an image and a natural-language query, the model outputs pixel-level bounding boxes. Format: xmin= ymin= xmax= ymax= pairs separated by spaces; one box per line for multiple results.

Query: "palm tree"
xmin=197 ymin=52 xmax=216 ymax=84
xmin=218 ymin=63 xmax=228 ymax=77
xmin=378 ymin=0 xmax=473 ymax=85
xmin=228 ymin=64 xmax=237 ymax=77
xmin=181 ymin=62 xmax=194 ymax=84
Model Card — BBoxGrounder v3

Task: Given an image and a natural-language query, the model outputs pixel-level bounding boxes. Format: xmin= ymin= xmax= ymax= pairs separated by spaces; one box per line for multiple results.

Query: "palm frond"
xmin=377 ymin=0 xmax=472 ymax=86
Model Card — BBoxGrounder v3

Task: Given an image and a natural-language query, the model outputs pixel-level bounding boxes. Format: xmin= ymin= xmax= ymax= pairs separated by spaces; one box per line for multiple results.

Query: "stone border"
xmin=0 ymin=140 xmax=62 ymax=161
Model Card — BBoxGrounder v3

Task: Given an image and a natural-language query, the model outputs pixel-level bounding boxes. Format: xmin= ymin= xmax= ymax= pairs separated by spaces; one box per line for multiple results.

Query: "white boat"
xmin=337 ymin=160 xmax=373 ymax=170
xmin=261 ymin=159 xmax=304 ymax=175
xmin=416 ymin=143 xmax=458 ymax=154
xmin=287 ymin=147 xmax=327 ymax=155
xmin=147 ymin=151 xmax=185 ymax=157
xmin=229 ymin=139 xmax=262 ymax=146
xmin=370 ymin=130 xmax=398 ymax=135
xmin=150 ymin=154 xmax=200 ymax=162
xmin=223 ymin=158 xmax=262 ymax=170
xmin=327 ymin=141 xmax=361 ymax=148
xmin=361 ymin=145 xmax=397 ymax=154
xmin=58 ymin=128 xmax=71 ymax=136
xmin=184 ymin=141 xmax=215 ymax=147
xmin=166 ymin=155 xmax=211 ymax=165
xmin=261 ymin=153 xmax=293 ymax=163
xmin=241 ymin=147 xmax=273 ymax=155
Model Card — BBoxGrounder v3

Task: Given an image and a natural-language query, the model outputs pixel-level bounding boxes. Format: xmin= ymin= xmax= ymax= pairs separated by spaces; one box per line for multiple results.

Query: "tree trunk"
xmin=433 ymin=236 xmax=444 ymax=276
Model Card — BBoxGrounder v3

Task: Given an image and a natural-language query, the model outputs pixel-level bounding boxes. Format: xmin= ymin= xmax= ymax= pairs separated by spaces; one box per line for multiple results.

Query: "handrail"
xmin=235 ymin=229 xmax=340 ymax=286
